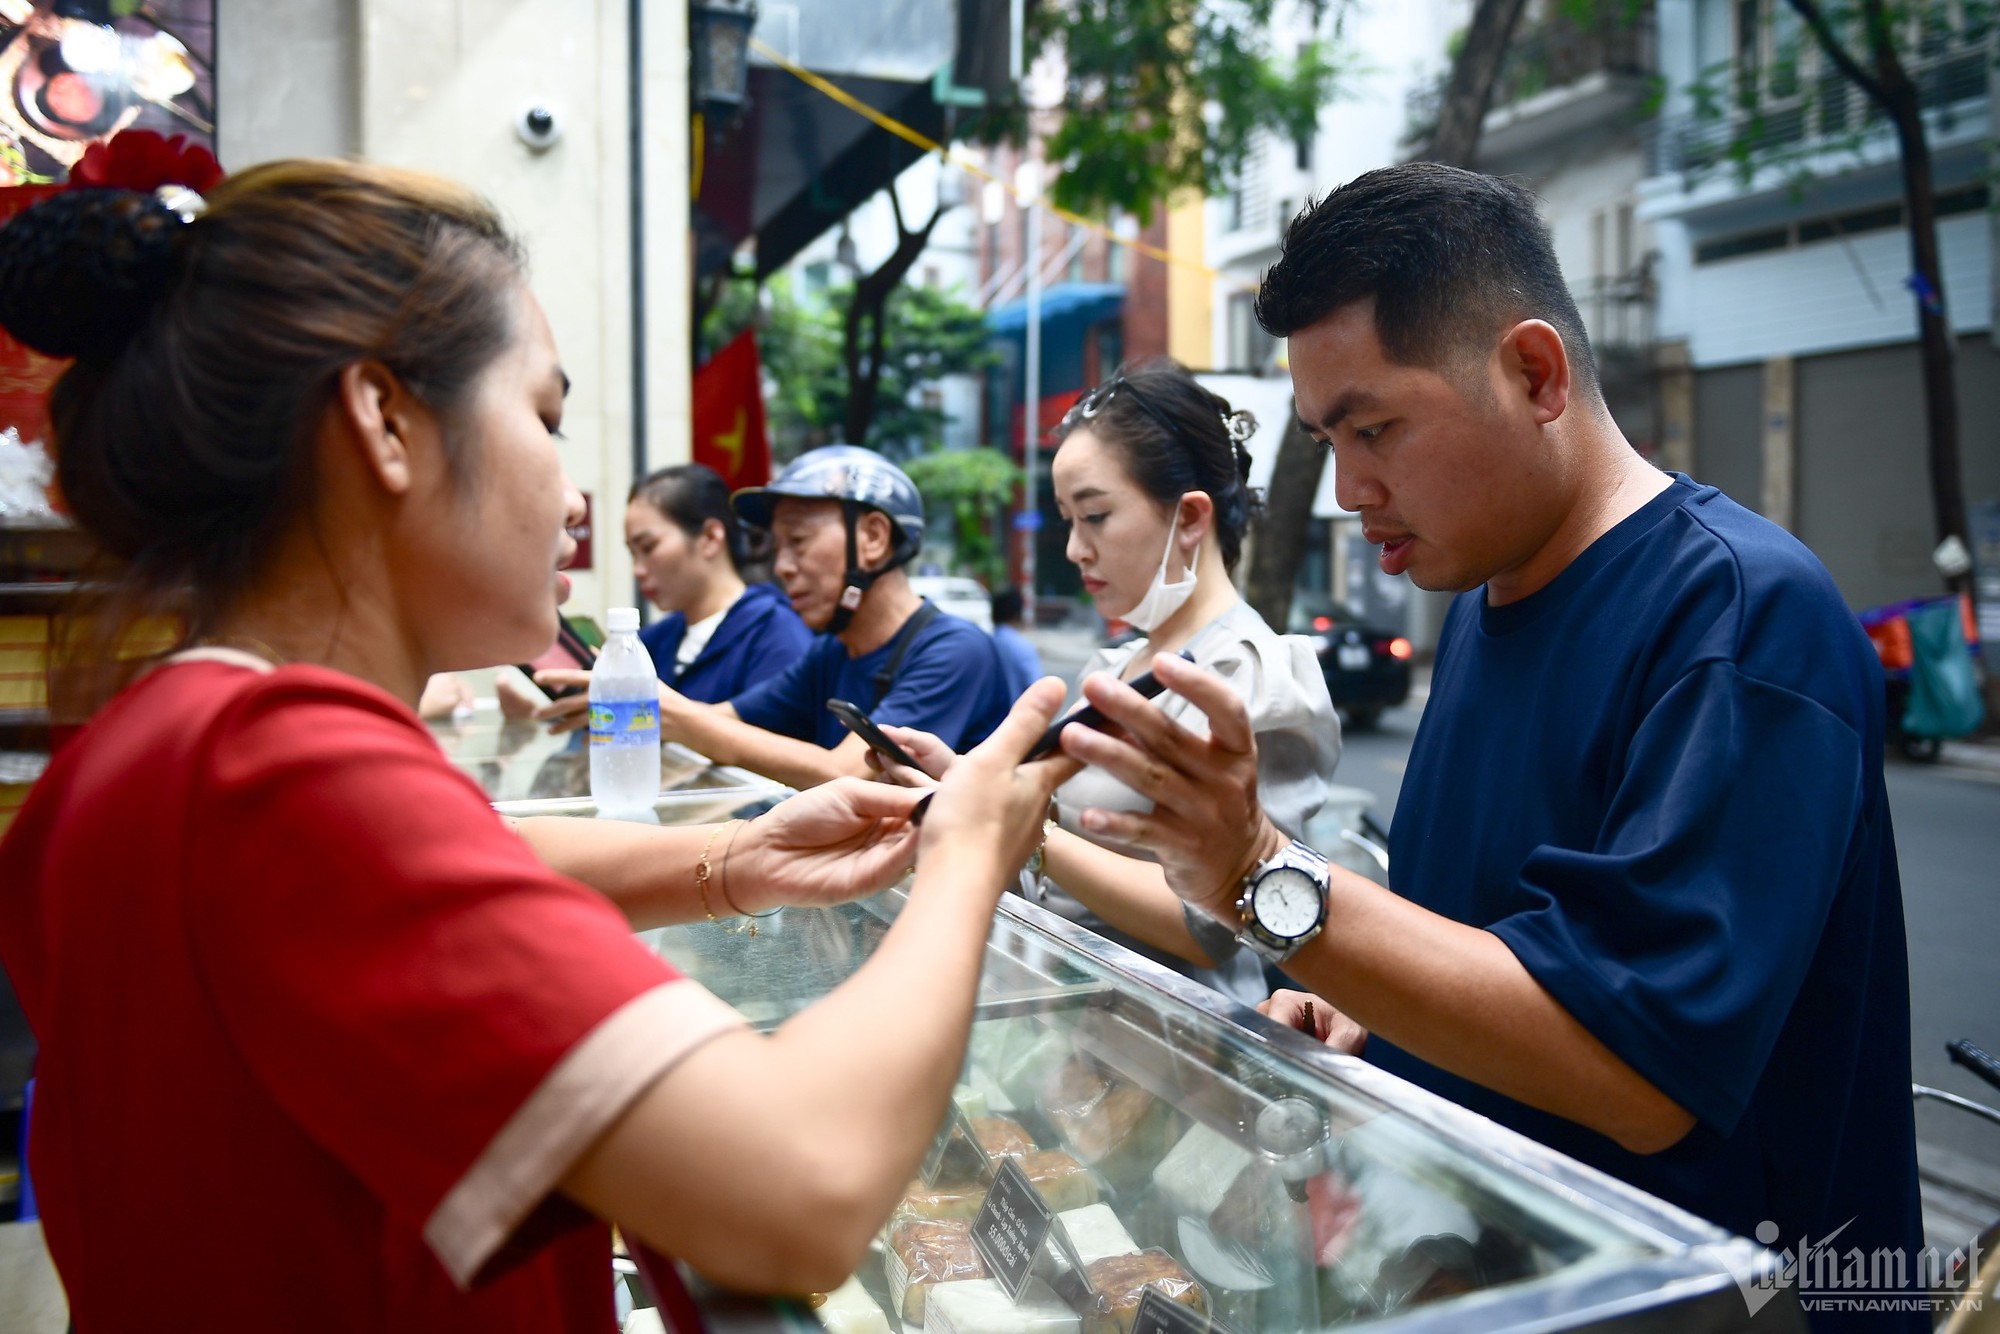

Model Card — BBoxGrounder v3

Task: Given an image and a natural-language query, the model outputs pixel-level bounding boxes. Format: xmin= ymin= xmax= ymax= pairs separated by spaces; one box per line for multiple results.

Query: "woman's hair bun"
xmin=0 ymin=189 xmax=185 ymax=361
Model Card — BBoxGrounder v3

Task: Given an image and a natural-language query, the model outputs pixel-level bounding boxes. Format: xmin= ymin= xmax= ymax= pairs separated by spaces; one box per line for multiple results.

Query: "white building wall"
xmin=1202 ymin=0 xmax=1465 ymax=367
xmin=221 ymin=0 xmax=693 ymax=624
xmin=217 ymin=0 xmax=357 ymax=162
xmin=1502 ymin=143 xmax=1650 ymax=352
xmin=1684 ymin=213 xmax=1994 ymax=368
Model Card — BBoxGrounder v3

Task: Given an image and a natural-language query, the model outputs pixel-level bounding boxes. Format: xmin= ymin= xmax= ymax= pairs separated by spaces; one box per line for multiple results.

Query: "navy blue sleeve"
xmin=871 ymin=622 xmax=1006 ymax=750
xmin=738 ymin=605 xmax=814 ymax=693
xmin=729 ymin=638 xmax=831 ymax=743
xmin=1489 ymin=661 xmax=1866 ymax=1136
xmin=638 ymin=614 xmax=684 ymax=683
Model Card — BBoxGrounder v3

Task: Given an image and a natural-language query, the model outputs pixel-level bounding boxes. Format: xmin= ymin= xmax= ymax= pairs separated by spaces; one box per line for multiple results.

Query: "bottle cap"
xmin=606 ymin=606 xmax=640 ymax=633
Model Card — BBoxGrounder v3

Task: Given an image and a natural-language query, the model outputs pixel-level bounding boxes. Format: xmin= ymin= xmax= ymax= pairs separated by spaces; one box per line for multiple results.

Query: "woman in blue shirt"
xmin=626 ymin=465 xmax=812 ymax=702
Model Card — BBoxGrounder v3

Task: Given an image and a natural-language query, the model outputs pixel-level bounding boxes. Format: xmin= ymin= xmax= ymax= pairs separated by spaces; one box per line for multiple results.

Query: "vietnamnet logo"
xmin=1702 ymin=1219 xmax=1987 ymax=1318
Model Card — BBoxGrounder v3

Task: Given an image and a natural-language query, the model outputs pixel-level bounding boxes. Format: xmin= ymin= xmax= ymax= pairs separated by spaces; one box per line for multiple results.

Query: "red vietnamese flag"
xmin=692 ymin=330 xmax=772 ymax=489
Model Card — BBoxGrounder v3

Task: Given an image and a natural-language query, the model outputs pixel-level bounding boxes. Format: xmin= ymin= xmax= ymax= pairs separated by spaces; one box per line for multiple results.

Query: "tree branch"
xmin=1423 ymin=0 xmax=1531 ymax=166
xmin=840 ymin=196 xmax=955 ymax=443
xmin=1856 ymin=0 xmax=1914 ymax=98
xmin=1783 ymin=0 xmax=1887 ymax=106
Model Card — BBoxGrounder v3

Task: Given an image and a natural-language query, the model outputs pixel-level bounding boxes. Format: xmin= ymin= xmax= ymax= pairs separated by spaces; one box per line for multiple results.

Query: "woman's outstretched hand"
xmin=727 ymin=778 xmax=927 ymax=911
xmin=915 ymin=678 xmax=1077 ymax=886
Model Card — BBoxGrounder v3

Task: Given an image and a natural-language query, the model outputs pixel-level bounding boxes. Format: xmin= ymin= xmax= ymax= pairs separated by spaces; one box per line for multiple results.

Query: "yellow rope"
xmin=747 ymin=37 xmax=1248 ymax=290
xmin=691 ymin=110 xmax=706 ymax=200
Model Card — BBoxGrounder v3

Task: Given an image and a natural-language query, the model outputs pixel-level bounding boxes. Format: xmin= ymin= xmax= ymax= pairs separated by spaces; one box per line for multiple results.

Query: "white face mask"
xmin=1121 ymin=506 xmax=1198 ymax=633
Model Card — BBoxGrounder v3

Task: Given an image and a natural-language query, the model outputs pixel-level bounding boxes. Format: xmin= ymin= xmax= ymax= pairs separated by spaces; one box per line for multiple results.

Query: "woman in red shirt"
xmin=0 ymin=156 xmax=1070 ymax=1330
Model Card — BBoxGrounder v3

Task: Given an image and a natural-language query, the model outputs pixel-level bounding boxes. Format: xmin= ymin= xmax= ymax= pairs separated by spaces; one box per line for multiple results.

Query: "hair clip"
xmin=153 ymin=184 xmax=207 ymax=224
xmin=1223 ymin=411 xmax=1255 ymax=446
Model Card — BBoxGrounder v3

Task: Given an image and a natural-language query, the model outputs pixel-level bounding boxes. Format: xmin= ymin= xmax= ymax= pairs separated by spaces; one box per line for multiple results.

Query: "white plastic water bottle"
xmin=589 ymin=607 xmax=661 ymax=822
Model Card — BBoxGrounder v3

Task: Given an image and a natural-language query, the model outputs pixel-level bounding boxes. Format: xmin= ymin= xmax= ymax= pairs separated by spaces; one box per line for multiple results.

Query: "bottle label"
xmin=589 ymin=698 xmax=661 ymax=747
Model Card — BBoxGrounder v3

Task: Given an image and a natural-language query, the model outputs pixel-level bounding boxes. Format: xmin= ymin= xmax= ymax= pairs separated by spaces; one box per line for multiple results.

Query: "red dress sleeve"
xmin=181 ymin=669 xmax=743 ymax=1286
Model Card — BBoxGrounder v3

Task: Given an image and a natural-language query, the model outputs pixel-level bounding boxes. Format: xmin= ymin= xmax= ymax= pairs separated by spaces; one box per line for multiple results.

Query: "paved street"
xmin=1032 ymin=625 xmax=2000 ymax=1237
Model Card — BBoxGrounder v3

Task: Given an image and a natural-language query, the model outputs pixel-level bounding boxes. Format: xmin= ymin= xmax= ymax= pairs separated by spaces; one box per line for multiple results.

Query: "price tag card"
xmin=970 ymin=1158 xmax=1055 ymax=1301
xmin=920 ymin=1099 xmax=993 ymax=1187
xmin=971 ymin=1158 xmax=1101 ymax=1307
xmin=1130 ymin=1287 xmax=1220 ymax=1334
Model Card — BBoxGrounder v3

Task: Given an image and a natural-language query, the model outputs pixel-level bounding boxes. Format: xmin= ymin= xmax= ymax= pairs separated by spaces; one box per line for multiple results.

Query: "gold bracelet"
xmin=1025 ymin=818 xmax=1056 ymax=880
xmin=717 ymin=816 xmax=777 ymax=935
xmin=695 ymin=820 xmax=742 ymax=931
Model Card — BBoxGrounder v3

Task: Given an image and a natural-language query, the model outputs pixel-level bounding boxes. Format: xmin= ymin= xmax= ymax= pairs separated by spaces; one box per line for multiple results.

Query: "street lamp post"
xmin=1019 ymin=156 xmax=1043 ymax=620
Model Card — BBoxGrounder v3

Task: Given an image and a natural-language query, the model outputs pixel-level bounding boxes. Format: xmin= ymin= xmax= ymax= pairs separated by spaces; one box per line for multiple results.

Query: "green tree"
xmin=1010 ymin=0 xmax=1351 ymax=222
xmin=700 ymin=273 xmax=994 ymax=462
xmin=902 ymin=447 xmax=1025 ymax=586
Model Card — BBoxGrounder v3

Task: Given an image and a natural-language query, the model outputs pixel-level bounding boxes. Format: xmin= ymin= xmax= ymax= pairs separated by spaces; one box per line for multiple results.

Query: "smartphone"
xmin=827 ymin=698 xmax=924 ymax=772
xmin=518 ymin=615 xmax=599 ymax=702
xmin=1023 ymin=650 xmax=1194 ymax=762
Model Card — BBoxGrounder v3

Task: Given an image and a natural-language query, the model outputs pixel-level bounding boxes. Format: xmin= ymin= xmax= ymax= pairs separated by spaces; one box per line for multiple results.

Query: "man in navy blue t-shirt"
xmin=1055 ymin=165 xmax=1921 ymax=1331
xmin=655 ymin=446 xmax=1009 ymax=789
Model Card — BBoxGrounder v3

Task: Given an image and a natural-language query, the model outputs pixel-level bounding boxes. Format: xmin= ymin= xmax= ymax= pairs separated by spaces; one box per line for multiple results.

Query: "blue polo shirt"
xmin=1382 ymin=476 xmax=1921 ymax=1331
xmin=638 ymin=582 xmax=811 ymax=705
xmin=729 ymin=601 xmax=1010 ymax=751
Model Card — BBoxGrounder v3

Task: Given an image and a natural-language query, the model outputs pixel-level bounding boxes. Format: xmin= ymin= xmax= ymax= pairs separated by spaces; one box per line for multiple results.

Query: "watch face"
xmin=1254 ymin=1096 xmax=1327 ymax=1157
xmin=1252 ymin=867 xmax=1324 ymax=940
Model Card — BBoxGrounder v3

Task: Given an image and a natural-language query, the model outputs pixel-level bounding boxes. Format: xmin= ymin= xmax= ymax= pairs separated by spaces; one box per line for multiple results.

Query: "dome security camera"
xmin=516 ymin=103 xmax=564 ymax=151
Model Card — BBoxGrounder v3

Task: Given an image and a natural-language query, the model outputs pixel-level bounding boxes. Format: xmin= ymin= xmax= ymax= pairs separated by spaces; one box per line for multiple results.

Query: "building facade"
xmin=1641 ymin=0 xmax=1999 ymax=612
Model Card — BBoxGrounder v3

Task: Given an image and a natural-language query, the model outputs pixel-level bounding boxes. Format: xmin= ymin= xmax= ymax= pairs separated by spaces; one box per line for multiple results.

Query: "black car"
xmin=1289 ymin=598 xmax=1413 ymax=730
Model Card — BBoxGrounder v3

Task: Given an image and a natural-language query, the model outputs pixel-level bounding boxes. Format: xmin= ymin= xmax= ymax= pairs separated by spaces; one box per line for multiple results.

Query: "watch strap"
xmin=1180 ymin=898 xmax=1246 ymax=963
xmin=1233 ymin=838 xmax=1330 ymax=964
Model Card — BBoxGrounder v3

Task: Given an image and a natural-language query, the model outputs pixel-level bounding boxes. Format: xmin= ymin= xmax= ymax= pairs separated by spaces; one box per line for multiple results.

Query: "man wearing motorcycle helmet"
xmin=647 ymin=445 xmax=1012 ymax=789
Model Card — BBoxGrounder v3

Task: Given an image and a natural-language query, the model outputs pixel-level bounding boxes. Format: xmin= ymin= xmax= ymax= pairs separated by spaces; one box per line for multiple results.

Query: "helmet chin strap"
xmin=826 ymin=499 xmax=920 ymax=636
xmin=827 ymin=499 xmax=876 ymax=636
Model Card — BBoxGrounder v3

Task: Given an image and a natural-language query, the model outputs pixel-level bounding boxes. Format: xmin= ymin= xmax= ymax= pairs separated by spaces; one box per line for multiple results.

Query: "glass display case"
xmin=433 ymin=710 xmax=788 ymax=814
xmin=642 ymin=887 xmax=1800 ymax=1334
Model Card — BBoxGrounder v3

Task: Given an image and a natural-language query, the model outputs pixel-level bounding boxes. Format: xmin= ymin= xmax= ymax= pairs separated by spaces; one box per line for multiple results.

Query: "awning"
xmin=986 ymin=282 xmax=1126 ymax=336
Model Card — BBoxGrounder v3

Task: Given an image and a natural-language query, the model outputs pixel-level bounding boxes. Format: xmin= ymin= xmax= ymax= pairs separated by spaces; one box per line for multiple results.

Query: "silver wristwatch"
xmin=1233 ymin=838 xmax=1331 ymax=963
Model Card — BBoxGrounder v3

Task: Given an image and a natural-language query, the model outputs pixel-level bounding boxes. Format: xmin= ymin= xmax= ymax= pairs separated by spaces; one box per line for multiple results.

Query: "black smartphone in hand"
xmin=518 ymin=616 xmax=598 ymax=701
xmin=827 ymin=698 xmax=924 ymax=772
xmin=1023 ymin=650 xmax=1194 ymax=762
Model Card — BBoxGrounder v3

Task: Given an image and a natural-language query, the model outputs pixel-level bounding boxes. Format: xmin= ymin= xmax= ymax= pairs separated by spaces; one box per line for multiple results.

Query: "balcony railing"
xmin=1404 ymin=12 xmax=1656 ymax=149
xmin=1573 ymin=269 xmax=1655 ymax=358
xmin=1645 ymin=40 xmax=1989 ymax=177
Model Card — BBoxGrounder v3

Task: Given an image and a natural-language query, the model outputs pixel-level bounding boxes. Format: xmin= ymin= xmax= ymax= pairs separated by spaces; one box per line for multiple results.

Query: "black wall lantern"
xmin=689 ymin=0 xmax=757 ymax=120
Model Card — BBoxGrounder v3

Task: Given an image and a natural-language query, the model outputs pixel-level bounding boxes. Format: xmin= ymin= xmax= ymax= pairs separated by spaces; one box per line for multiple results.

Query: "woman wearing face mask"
xmin=1037 ymin=360 xmax=1340 ymax=999
xmin=879 ymin=361 xmax=1340 ymax=1004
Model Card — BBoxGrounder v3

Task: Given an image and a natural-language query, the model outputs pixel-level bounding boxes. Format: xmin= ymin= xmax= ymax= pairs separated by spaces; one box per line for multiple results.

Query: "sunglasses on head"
xmin=1060 ymin=375 xmax=1182 ymax=442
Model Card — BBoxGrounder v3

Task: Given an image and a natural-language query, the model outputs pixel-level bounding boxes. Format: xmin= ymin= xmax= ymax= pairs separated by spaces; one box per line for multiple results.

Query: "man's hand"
xmin=1059 ymin=653 xmax=1286 ymax=918
xmin=496 ymin=670 xmax=544 ymax=722
xmin=534 ymin=673 xmax=705 ymax=740
xmin=726 ymin=779 xmax=926 ymax=912
xmin=1258 ymin=989 xmax=1368 ymax=1055
xmin=531 ymin=668 xmax=593 ymax=734
xmin=873 ymin=724 xmax=954 ymax=784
